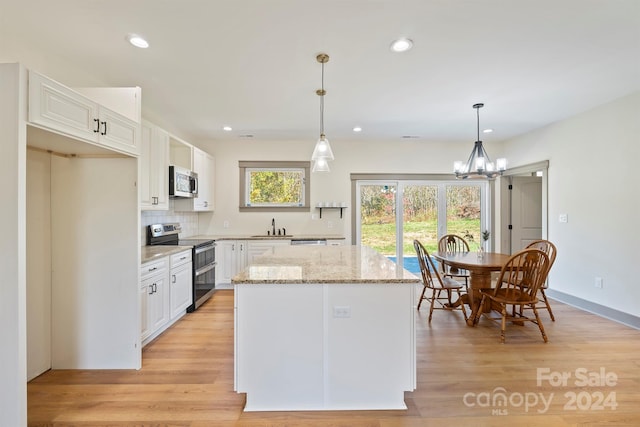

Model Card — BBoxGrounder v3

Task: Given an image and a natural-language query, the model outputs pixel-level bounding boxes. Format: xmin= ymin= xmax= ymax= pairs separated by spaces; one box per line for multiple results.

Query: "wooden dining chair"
xmin=473 ymin=248 xmax=550 ymax=343
xmin=523 ymin=240 xmax=557 ymax=321
xmin=437 ymin=234 xmax=471 ymax=289
xmin=414 ymin=239 xmax=468 ymax=323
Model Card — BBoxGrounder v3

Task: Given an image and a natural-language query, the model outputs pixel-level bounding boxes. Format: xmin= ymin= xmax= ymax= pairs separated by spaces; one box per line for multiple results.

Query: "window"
xmin=239 ymin=161 xmax=310 ymax=211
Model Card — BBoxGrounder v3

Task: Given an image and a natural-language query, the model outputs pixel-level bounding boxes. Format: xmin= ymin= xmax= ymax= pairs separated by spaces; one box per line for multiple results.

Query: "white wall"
xmin=197 ymin=137 xmax=487 ymax=240
xmin=501 ymin=92 xmax=640 ymax=317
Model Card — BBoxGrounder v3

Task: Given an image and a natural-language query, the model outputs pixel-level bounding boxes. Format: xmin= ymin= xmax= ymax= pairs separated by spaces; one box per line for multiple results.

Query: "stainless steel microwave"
xmin=169 ymin=165 xmax=198 ymax=198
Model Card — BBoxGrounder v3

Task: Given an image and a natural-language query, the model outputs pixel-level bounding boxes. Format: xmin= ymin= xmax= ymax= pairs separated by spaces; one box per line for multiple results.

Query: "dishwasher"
xmin=290 ymin=238 xmax=327 ymax=246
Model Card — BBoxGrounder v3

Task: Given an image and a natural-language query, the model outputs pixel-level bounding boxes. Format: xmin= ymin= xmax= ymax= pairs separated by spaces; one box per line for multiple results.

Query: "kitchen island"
xmin=233 ymin=245 xmax=420 ymax=412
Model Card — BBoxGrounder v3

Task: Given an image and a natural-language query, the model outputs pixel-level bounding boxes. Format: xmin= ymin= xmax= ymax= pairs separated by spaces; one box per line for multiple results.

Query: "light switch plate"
xmin=559 ymin=214 xmax=568 ymax=223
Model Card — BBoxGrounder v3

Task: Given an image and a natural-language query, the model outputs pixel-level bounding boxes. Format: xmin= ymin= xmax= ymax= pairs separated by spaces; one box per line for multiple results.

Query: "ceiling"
xmin=1 ymin=0 xmax=639 ymax=146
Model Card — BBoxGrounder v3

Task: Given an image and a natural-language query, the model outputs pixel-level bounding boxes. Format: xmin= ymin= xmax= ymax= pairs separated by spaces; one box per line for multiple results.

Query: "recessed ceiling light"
xmin=126 ymin=34 xmax=149 ymax=49
xmin=223 ymin=126 xmax=232 ymax=131
xmin=353 ymin=126 xmax=362 ymax=132
xmin=390 ymin=38 xmax=413 ymax=53
xmin=483 ymin=128 xmax=494 ymax=133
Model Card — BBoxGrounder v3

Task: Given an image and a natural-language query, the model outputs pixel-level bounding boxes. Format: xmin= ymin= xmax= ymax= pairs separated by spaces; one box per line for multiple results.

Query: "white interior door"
xmin=510 ymin=176 xmax=542 ymax=253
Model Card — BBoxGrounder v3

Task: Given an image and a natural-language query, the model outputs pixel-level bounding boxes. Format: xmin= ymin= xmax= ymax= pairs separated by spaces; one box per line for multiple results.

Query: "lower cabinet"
xmin=141 ymin=249 xmax=192 ymax=346
xmin=247 ymin=240 xmax=291 ymax=264
xmin=140 ymin=259 xmax=169 ymax=344
xmin=217 ymin=239 xmax=291 ymax=285
xmin=169 ymin=251 xmax=193 ymax=319
xmin=216 ymin=240 xmax=247 ymax=285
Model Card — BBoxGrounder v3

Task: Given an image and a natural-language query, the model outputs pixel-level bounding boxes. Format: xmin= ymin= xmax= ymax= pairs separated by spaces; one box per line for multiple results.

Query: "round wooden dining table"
xmin=433 ymin=251 xmax=512 ymax=326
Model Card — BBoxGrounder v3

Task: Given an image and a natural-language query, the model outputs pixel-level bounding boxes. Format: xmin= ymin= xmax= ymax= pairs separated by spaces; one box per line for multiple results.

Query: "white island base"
xmin=235 ymin=282 xmax=415 ymax=411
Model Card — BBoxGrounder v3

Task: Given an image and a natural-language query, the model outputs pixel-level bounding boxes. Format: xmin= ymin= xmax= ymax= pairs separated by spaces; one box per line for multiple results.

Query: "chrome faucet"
xmin=272 ymin=218 xmax=276 ymax=236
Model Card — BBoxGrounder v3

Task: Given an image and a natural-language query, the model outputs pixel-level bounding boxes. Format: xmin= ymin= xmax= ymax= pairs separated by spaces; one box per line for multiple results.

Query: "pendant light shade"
xmin=311 ymin=53 xmax=334 ymax=172
xmin=311 ymin=134 xmax=334 ymax=161
xmin=312 ymin=157 xmax=331 ymax=172
xmin=454 ymin=103 xmax=507 ymax=179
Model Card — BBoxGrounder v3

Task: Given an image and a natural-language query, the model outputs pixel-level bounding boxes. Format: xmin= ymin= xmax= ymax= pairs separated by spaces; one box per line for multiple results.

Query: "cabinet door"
xmin=170 ymin=262 xmax=193 ymax=319
xmin=148 ymin=275 xmax=169 ymax=332
xmin=193 ymin=148 xmax=215 ymax=211
xmin=28 ymin=70 xmax=99 ymax=142
xmin=140 ymin=123 xmax=154 ymax=208
xmin=140 ymin=122 xmax=169 ymax=210
xmin=216 ymin=240 xmax=246 ymax=284
xmin=234 ymin=241 xmax=248 ymax=276
xmin=216 ymin=241 xmax=236 ymax=284
xmin=153 ymin=127 xmax=170 ymax=208
xmin=140 ymin=282 xmax=150 ymax=340
xmin=98 ymin=107 xmax=139 ymax=156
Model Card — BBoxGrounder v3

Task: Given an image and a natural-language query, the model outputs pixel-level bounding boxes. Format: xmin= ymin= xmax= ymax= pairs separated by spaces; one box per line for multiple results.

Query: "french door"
xmin=356 ymin=179 xmax=488 ymax=271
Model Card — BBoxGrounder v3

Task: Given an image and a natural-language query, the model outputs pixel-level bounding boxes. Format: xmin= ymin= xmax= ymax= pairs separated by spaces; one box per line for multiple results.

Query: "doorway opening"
xmin=498 ymin=161 xmax=549 ymax=254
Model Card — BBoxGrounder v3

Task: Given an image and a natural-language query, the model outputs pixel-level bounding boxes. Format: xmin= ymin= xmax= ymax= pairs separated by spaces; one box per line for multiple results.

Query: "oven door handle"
xmin=195 ymin=262 xmax=216 ymax=276
xmin=195 ymin=243 xmax=216 ymax=255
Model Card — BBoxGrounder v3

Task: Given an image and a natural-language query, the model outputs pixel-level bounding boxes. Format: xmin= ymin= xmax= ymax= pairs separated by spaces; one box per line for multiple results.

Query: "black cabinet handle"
xmin=93 ymin=118 xmax=100 ymax=133
xmin=100 ymin=121 xmax=107 ymax=135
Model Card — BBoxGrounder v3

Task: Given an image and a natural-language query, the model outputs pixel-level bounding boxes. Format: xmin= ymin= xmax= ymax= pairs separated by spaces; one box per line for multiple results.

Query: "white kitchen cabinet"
xmin=140 ymin=121 xmax=169 ymax=210
xmin=193 ymin=148 xmax=215 ymax=211
xmin=169 ymin=250 xmax=193 ymax=319
xmin=174 ymin=146 xmax=215 ymax=212
xmin=140 ymin=259 xmax=169 ymax=344
xmin=216 ymin=240 xmax=247 ymax=285
xmin=247 ymin=240 xmax=291 ymax=264
xmin=28 ymin=70 xmax=139 ymax=156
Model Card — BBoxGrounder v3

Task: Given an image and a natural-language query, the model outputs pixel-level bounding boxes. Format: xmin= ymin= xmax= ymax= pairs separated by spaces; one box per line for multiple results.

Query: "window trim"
xmin=239 ymin=161 xmax=310 ymax=212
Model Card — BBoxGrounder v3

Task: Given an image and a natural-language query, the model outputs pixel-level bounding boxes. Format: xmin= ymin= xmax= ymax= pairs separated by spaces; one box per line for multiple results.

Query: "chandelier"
xmin=311 ymin=53 xmax=334 ymax=172
xmin=454 ymin=103 xmax=506 ymax=179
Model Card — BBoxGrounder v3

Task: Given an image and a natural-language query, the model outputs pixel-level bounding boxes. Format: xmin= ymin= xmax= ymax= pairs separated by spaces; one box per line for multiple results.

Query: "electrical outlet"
xmin=559 ymin=214 xmax=568 ymax=223
xmin=333 ymin=306 xmax=351 ymax=318
xmin=223 ymin=220 xmax=230 ymax=228
xmin=595 ymin=277 xmax=603 ymax=288
xmin=327 ymin=220 xmax=334 ymax=229
xmin=311 ymin=214 xmax=318 ymax=220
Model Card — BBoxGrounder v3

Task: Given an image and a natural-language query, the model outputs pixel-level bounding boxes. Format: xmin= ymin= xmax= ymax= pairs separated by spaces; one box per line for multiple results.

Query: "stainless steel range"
xmin=147 ymin=223 xmax=216 ymax=311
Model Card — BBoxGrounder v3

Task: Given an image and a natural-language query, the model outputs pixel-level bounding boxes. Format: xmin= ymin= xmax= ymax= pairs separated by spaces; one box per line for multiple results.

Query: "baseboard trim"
xmin=547 ymin=289 xmax=640 ymax=330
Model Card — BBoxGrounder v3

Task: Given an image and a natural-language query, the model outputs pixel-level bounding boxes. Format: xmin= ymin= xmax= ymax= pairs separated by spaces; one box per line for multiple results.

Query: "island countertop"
xmin=232 ymin=245 xmax=419 ymax=284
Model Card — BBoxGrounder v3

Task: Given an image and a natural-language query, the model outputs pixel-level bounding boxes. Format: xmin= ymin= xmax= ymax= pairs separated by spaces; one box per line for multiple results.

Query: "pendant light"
xmin=454 ymin=103 xmax=507 ymax=179
xmin=311 ymin=53 xmax=334 ymax=172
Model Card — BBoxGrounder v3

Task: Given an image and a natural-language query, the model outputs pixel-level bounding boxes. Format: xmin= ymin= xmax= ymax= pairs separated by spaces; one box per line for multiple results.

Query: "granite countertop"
xmin=232 ymin=245 xmax=419 ymax=285
xmin=141 ymin=245 xmax=192 ymax=264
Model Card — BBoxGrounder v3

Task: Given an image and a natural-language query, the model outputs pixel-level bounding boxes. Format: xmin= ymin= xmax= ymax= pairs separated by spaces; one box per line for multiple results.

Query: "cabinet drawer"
xmin=141 ymin=258 xmax=167 ymax=280
xmin=170 ymin=250 xmax=192 ymax=268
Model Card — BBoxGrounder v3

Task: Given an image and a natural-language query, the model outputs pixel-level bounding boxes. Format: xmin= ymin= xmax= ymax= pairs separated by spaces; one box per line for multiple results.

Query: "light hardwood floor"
xmin=28 ymin=289 xmax=640 ymax=426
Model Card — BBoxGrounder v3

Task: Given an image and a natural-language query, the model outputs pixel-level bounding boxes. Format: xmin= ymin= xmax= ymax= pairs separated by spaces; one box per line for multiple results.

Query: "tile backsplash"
xmin=141 ymin=201 xmax=199 ymax=245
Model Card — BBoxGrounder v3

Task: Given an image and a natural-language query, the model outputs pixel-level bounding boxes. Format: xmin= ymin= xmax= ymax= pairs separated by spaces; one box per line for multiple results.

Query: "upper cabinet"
xmin=140 ymin=120 xmax=169 ymax=210
xmin=28 ymin=70 xmax=140 ymax=156
xmin=174 ymin=146 xmax=215 ymax=212
xmin=192 ymin=147 xmax=215 ymax=211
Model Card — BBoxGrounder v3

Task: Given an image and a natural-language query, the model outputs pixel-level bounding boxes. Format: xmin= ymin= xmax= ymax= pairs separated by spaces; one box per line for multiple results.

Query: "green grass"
xmin=361 ymin=219 xmax=482 ymax=255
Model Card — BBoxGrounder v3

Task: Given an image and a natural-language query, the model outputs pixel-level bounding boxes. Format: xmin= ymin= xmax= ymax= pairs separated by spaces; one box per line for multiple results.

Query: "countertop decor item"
xmin=453 ymin=103 xmax=507 ymax=179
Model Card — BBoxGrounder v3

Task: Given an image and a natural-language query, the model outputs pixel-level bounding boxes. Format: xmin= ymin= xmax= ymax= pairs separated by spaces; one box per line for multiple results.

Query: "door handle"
xmin=172 ymin=274 xmax=176 ymax=283
xmin=100 ymin=121 xmax=107 ymax=135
